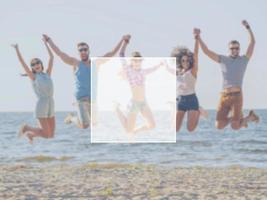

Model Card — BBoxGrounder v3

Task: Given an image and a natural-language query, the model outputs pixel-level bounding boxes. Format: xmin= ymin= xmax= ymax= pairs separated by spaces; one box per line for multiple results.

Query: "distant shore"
xmin=1 ymin=163 xmax=267 ymax=199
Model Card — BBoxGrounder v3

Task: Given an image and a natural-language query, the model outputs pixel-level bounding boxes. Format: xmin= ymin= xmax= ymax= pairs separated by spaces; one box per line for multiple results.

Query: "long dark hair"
xmin=171 ymin=46 xmax=194 ymax=75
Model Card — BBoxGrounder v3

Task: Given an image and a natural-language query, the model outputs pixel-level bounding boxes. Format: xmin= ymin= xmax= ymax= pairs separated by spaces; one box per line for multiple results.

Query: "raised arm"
xmin=43 ymin=39 xmax=54 ymax=76
xmin=95 ymin=35 xmax=126 ymax=66
xmin=119 ymin=35 xmax=131 ymax=68
xmin=242 ymin=20 xmax=255 ymax=59
xmin=191 ymin=28 xmax=200 ymax=77
xmin=11 ymin=44 xmax=34 ymax=80
xmin=43 ymin=34 xmax=79 ymax=67
xmin=197 ymin=30 xmax=220 ymax=63
xmin=102 ymin=36 xmax=125 ymax=57
xmin=143 ymin=62 xmax=163 ymax=75
xmin=165 ymin=60 xmax=176 ymax=75
xmin=120 ymin=35 xmax=130 ymax=57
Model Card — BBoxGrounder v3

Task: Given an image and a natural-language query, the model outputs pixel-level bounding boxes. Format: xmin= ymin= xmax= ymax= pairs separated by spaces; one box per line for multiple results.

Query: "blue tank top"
xmin=74 ymin=61 xmax=90 ymax=100
xmin=32 ymin=73 xmax=54 ymax=99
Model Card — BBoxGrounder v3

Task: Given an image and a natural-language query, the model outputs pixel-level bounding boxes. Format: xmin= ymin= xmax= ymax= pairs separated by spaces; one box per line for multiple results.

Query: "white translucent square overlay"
xmin=90 ymin=57 xmax=176 ymax=143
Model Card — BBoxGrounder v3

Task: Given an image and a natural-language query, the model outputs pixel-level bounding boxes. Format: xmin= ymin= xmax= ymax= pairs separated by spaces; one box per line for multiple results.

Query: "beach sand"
xmin=1 ymin=163 xmax=267 ymax=199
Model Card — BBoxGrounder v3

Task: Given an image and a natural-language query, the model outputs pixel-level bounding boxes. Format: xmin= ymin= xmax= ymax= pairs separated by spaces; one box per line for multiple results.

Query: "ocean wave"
xmin=236 ymin=148 xmax=267 ymax=154
xmin=239 ymin=139 xmax=267 ymax=145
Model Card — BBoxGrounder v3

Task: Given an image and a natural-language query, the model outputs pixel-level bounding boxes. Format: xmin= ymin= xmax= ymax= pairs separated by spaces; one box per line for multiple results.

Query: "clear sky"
xmin=0 ymin=0 xmax=266 ymax=111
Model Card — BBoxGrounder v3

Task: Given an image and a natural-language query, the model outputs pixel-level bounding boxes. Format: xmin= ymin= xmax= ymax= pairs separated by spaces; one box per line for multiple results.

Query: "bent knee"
xmin=215 ymin=121 xmax=226 ymax=130
xmin=187 ymin=126 xmax=196 ymax=132
xmin=80 ymin=124 xmax=90 ymax=129
xmin=231 ymin=121 xmax=241 ymax=130
xmin=148 ymin=122 xmax=156 ymax=130
xmin=42 ymin=129 xmax=54 ymax=138
xmin=126 ymin=127 xmax=134 ymax=133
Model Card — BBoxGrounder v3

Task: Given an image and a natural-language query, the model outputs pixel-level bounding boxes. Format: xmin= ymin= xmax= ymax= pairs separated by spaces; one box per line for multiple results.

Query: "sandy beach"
xmin=1 ymin=163 xmax=267 ymax=200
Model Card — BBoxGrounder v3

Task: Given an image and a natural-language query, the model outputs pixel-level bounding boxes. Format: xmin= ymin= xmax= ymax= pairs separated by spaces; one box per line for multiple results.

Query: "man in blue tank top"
xmin=195 ymin=20 xmax=259 ymax=131
xmin=43 ymin=34 xmax=125 ymax=129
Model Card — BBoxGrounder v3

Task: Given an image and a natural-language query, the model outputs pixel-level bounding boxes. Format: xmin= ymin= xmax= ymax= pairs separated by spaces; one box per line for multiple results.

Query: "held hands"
xmin=11 ymin=44 xmax=18 ymax=49
xmin=193 ymin=28 xmax=201 ymax=39
xmin=242 ymin=20 xmax=250 ymax=29
xmin=42 ymin=37 xmax=48 ymax=44
xmin=42 ymin=34 xmax=50 ymax=42
xmin=123 ymin=34 xmax=131 ymax=44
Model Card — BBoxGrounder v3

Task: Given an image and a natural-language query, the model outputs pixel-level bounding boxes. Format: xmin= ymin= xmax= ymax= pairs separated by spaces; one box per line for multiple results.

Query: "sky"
xmin=0 ymin=0 xmax=267 ymax=111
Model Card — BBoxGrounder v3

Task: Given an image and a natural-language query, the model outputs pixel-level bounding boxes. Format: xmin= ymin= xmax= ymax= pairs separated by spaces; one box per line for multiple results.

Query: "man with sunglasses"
xmin=42 ymin=34 xmax=125 ymax=129
xmin=195 ymin=20 xmax=259 ymax=130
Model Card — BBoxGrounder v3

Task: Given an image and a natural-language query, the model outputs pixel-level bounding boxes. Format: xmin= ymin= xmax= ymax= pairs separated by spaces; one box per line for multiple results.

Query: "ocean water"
xmin=0 ymin=110 xmax=266 ymax=168
xmin=91 ymin=111 xmax=176 ymax=143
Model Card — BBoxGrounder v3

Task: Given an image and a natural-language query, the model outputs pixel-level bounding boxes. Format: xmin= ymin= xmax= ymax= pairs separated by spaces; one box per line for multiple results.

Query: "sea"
xmin=0 ymin=110 xmax=266 ymax=168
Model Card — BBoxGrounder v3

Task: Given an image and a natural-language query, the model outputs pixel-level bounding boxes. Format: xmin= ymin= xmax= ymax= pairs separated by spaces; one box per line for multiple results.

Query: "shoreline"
xmin=1 ymin=163 xmax=267 ymax=199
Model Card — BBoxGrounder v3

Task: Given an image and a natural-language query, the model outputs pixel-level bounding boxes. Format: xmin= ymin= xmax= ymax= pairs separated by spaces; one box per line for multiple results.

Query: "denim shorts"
xmin=176 ymin=93 xmax=199 ymax=111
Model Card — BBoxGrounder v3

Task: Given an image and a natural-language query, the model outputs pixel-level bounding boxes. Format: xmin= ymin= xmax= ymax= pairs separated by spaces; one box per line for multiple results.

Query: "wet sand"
xmin=1 ymin=163 xmax=267 ymax=199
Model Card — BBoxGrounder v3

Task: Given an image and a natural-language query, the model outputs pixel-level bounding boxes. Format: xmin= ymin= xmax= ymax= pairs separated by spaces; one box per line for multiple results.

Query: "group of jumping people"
xmin=12 ymin=20 xmax=259 ymax=143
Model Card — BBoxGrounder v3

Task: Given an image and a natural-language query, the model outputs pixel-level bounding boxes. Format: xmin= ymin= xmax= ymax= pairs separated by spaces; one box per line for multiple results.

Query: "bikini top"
xmin=120 ymin=53 xmax=158 ymax=87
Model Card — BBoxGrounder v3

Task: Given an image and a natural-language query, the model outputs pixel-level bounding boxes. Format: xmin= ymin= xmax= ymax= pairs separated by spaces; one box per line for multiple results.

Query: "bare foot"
xmin=242 ymin=122 xmax=248 ymax=128
xmin=18 ymin=124 xmax=28 ymax=138
xmin=248 ymin=110 xmax=260 ymax=123
xmin=64 ymin=113 xmax=73 ymax=124
xmin=199 ymin=107 xmax=209 ymax=119
xmin=26 ymin=133 xmax=33 ymax=144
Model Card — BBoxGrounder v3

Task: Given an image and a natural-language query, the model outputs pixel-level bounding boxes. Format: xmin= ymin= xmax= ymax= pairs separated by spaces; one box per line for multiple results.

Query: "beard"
xmin=81 ymin=55 xmax=89 ymax=62
xmin=231 ymin=54 xmax=239 ymax=58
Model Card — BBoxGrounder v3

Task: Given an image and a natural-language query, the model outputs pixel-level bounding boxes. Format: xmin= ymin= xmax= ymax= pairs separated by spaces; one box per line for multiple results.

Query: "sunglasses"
xmin=181 ymin=59 xmax=189 ymax=63
xmin=79 ymin=48 xmax=88 ymax=53
xmin=31 ymin=61 xmax=41 ymax=67
xmin=230 ymin=47 xmax=240 ymax=51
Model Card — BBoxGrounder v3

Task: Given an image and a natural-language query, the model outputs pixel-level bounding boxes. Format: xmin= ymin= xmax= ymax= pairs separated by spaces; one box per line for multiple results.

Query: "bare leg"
xmin=67 ymin=99 xmax=90 ymax=129
xmin=91 ymin=102 xmax=98 ymax=126
xmin=133 ymin=105 xmax=155 ymax=133
xmin=115 ymin=104 xmax=128 ymax=129
xmin=167 ymin=101 xmax=176 ymax=128
xmin=187 ymin=110 xmax=200 ymax=132
xmin=47 ymin=117 xmax=56 ymax=138
xmin=232 ymin=110 xmax=260 ymax=130
xmin=126 ymin=113 xmax=138 ymax=133
xmin=115 ymin=104 xmax=137 ymax=133
xmin=64 ymin=113 xmax=89 ymax=129
xmin=216 ymin=107 xmax=231 ymax=130
xmin=176 ymin=111 xmax=186 ymax=132
xmin=215 ymin=119 xmax=231 ymax=130
xmin=21 ymin=118 xmax=52 ymax=144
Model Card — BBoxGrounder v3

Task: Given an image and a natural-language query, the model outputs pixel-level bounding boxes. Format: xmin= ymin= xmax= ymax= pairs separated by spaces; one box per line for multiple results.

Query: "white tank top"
xmin=177 ymin=70 xmax=196 ymax=96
